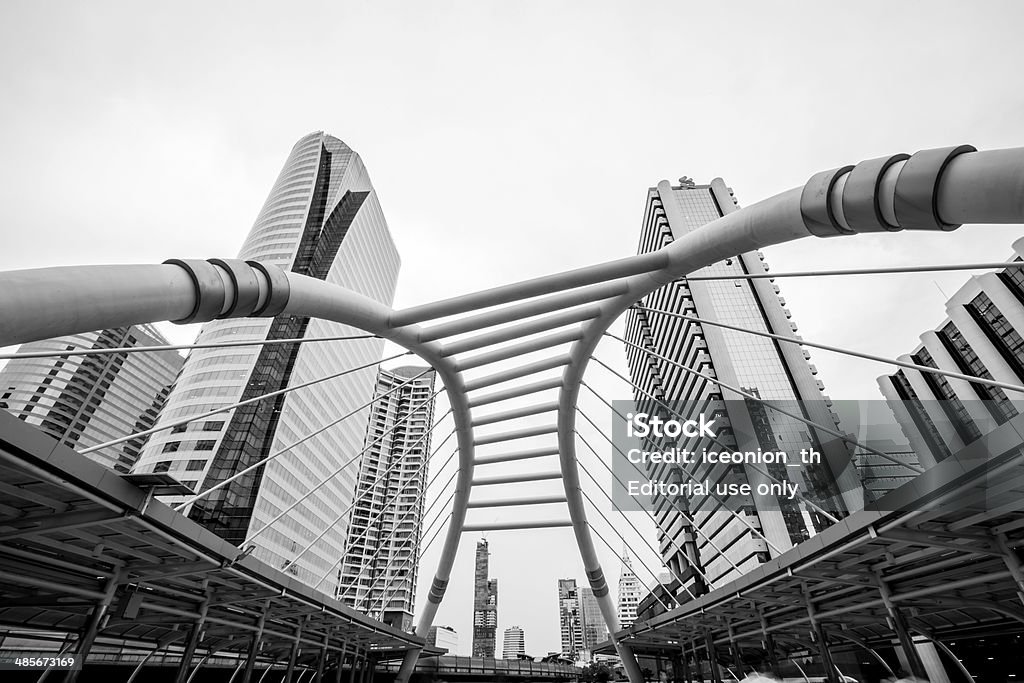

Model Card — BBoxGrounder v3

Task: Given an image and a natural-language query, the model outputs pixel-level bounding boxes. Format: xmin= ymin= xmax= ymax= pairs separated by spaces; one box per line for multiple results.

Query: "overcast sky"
xmin=2 ymin=0 xmax=1024 ymax=658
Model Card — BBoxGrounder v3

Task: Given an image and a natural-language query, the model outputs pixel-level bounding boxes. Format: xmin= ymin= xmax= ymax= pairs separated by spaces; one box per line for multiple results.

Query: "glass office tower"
xmin=624 ymin=178 xmax=863 ymax=594
xmin=133 ymin=132 xmax=400 ymax=591
xmin=472 ymin=538 xmax=498 ymax=657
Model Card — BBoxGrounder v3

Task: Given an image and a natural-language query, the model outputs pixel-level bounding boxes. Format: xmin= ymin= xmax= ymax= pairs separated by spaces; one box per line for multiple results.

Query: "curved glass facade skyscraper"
xmin=133 ymin=132 xmax=400 ymax=591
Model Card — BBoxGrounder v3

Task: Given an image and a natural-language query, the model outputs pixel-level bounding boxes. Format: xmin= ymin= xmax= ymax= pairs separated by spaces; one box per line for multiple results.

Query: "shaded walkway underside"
xmin=0 ymin=411 xmax=422 ymax=663
xmin=594 ymin=412 xmax=1024 ymax=662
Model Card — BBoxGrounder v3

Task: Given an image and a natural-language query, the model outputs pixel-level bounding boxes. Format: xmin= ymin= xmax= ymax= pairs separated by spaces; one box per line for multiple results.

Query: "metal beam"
xmin=466 ymin=495 xmax=567 ymax=508
xmin=462 ymin=520 xmax=573 ymax=532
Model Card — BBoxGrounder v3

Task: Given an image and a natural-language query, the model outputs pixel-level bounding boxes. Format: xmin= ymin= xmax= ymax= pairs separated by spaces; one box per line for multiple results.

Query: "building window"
xmin=937 ymin=321 xmax=1017 ymax=424
xmin=153 ymin=461 xmax=171 ymax=473
xmin=186 ymin=459 xmax=205 ymax=471
xmin=171 ymin=424 xmax=188 ymax=434
xmin=161 ymin=441 xmax=181 ymax=453
xmin=890 ymin=371 xmax=952 ymax=462
xmin=912 ymin=349 xmax=982 ymax=444
xmin=202 ymin=420 xmax=225 ymax=431
xmin=195 ymin=440 xmax=216 ymax=451
xmin=967 ymin=292 xmax=1024 ymax=381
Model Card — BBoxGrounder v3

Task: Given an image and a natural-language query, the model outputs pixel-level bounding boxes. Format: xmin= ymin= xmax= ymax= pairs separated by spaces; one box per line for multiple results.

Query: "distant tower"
xmin=0 ymin=324 xmax=183 ymax=473
xmin=472 ymin=538 xmax=498 ymax=657
xmin=338 ymin=365 xmax=437 ymax=630
xmin=502 ymin=626 xmax=526 ymax=659
xmin=557 ymin=578 xmax=583 ymax=657
xmin=616 ymin=551 xmax=642 ymax=628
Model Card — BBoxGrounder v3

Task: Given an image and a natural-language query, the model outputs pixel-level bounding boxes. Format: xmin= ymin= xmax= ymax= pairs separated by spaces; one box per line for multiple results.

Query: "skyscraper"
xmin=616 ymin=552 xmax=641 ymax=629
xmin=557 ymin=578 xmax=583 ymax=658
xmin=624 ymin=177 xmax=862 ymax=595
xmin=472 ymin=538 xmax=498 ymax=657
xmin=338 ymin=365 xmax=437 ymax=630
xmin=578 ymin=586 xmax=608 ymax=652
xmin=133 ymin=132 xmax=400 ymax=591
xmin=502 ymin=626 xmax=526 ymax=659
xmin=879 ymin=239 xmax=1024 ymax=466
xmin=0 ymin=325 xmax=183 ymax=473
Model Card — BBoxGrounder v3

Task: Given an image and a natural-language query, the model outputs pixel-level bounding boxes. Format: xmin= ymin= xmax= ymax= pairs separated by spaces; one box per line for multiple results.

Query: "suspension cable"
xmin=329 ymin=428 xmax=456 ymax=594
xmin=633 ymin=303 xmax=1024 ymax=395
xmin=331 ymin=448 xmax=460 ymax=598
xmin=356 ymin=497 xmax=454 ymax=609
xmin=605 ymin=331 xmax=926 ymax=475
xmin=574 ymin=444 xmax=709 ymax=597
xmin=585 ymin=517 xmax=673 ymax=614
xmin=173 ymin=360 xmax=427 ymax=510
xmin=84 ymin=350 xmax=411 ymax=455
xmin=264 ymin=387 xmax=447 ymax=559
xmin=575 ymin=427 xmax=744 ymax=581
xmin=576 ymin=407 xmax=783 ymax=556
xmin=0 ymin=333 xmax=381 ymax=361
xmin=682 ymin=261 xmax=1024 ymax=281
xmin=582 ymin=366 xmax=840 ymax=527
xmin=575 ymin=465 xmax=703 ymax=601
xmin=320 ymin=478 xmax=458 ymax=595
xmin=364 ymin=509 xmax=453 ymax=618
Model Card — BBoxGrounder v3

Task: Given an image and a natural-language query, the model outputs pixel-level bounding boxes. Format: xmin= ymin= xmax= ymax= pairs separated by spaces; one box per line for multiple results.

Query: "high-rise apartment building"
xmin=0 ymin=325 xmax=183 ymax=473
xmin=337 ymin=365 xmax=437 ymax=630
xmin=616 ymin=552 xmax=642 ymax=629
xmin=133 ymin=132 xmax=400 ymax=591
xmin=624 ymin=177 xmax=862 ymax=595
xmin=502 ymin=626 xmax=526 ymax=659
xmin=426 ymin=625 xmax=459 ymax=654
xmin=557 ymin=579 xmax=583 ymax=657
xmin=472 ymin=538 xmax=498 ymax=657
xmin=879 ymin=240 xmax=1024 ymax=466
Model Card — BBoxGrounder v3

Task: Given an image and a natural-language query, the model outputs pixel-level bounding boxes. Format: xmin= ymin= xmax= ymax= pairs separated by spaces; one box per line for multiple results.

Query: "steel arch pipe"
xmin=1 ymin=144 xmax=1023 ymax=683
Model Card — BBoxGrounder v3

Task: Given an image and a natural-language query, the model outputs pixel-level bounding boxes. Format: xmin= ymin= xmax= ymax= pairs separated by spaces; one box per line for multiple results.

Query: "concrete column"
xmin=348 ymin=655 xmax=360 ymax=683
xmin=726 ymin=624 xmax=742 ymax=676
xmin=995 ymin=533 xmax=1024 ymax=607
xmin=64 ymin=570 xmax=122 ymax=683
xmin=912 ymin=637 xmax=951 ymax=683
xmin=680 ymin=642 xmax=692 ymax=683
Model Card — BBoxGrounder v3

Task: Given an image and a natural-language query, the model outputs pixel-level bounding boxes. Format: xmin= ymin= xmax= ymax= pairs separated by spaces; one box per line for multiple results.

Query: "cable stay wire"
xmin=258 ymin=386 xmax=447 ymax=559
xmin=334 ymin=447 xmax=460 ymax=598
xmin=173 ymin=359 xmax=427 ymax=510
xmin=574 ymin=437 xmax=719 ymax=596
xmin=86 ymin=350 xmax=412 ymax=455
xmin=574 ymin=465 xmax=703 ymax=602
xmin=574 ymin=428 xmax=746 ymax=583
xmin=329 ymin=431 xmax=454 ymax=594
xmin=585 ymin=517 xmax=673 ymax=614
xmin=605 ymin=331 xmax=926 ymax=474
xmin=633 ymin=303 xmax=1024 ymax=396
xmin=318 ymin=474 xmax=459 ymax=594
xmin=0 ymin=333 xmax=381 ymax=361
xmin=364 ymin=510 xmax=452 ymax=618
xmin=575 ymin=407 xmax=783 ymax=557
xmin=581 ymin=367 xmax=840 ymax=527
xmin=681 ymin=261 xmax=1024 ymax=281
